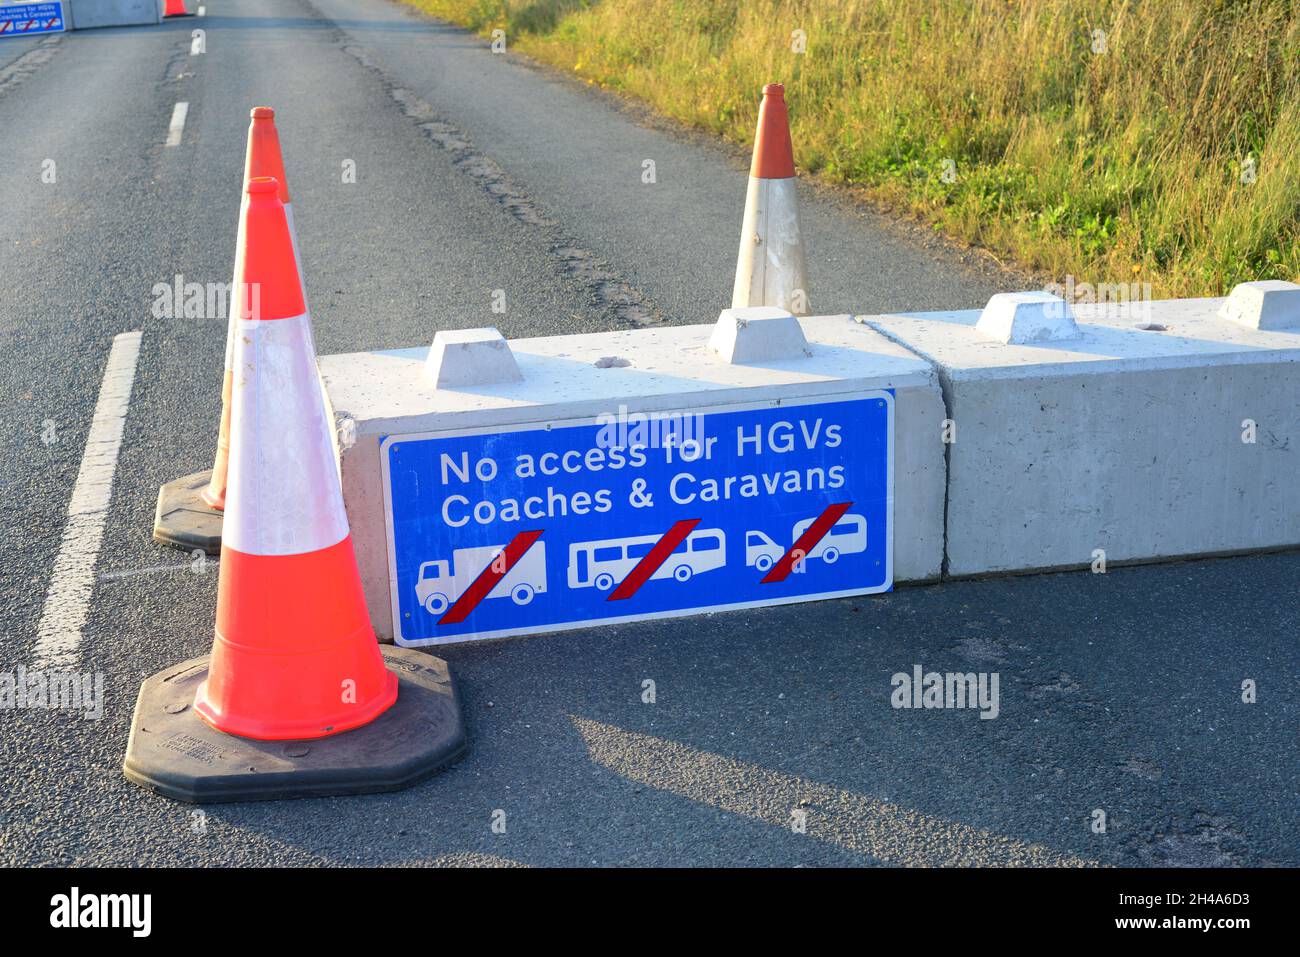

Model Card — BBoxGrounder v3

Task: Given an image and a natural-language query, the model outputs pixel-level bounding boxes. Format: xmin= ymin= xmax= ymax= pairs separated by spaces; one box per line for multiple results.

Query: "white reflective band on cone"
xmin=226 ymin=203 xmax=311 ymax=374
xmin=226 ymin=312 xmax=349 ymax=556
xmin=732 ymin=176 xmax=809 ymax=315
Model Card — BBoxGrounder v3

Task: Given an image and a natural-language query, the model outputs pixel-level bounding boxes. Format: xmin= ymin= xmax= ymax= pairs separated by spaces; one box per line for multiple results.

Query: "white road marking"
xmin=198 ymin=5 xmax=205 ymax=15
xmin=166 ymin=101 xmax=189 ymax=147
xmin=33 ymin=332 xmax=144 ymax=669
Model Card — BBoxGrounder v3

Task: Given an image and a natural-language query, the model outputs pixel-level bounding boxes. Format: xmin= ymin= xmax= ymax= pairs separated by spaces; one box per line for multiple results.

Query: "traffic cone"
xmin=153 ymin=107 xmax=301 ymax=554
xmin=125 ymin=178 xmax=466 ymax=802
xmin=163 ymin=0 xmax=192 ymax=16
xmin=731 ymin=84 xmax=810 ymax=316
xmin=196 ymin=175 xmax=394 ymax=739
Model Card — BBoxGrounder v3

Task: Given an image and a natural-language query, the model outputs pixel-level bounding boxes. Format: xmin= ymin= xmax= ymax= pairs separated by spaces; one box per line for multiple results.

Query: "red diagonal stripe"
xmin=608 ymin=519 xmax=700 ymax=601
xmin=762 ymin=502 xmax=853 ymax=583
xmin=438 ymin=530 xmax=544 ymax=625
xmin=0 ymin=22 xmax=10 ymax=33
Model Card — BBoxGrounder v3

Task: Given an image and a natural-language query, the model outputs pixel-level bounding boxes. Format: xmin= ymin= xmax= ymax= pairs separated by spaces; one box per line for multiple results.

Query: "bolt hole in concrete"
xmin=1134 ymin=322 xmax=1168 ymax=331
xmin=594 ymin=356 xmax=631 ymax=368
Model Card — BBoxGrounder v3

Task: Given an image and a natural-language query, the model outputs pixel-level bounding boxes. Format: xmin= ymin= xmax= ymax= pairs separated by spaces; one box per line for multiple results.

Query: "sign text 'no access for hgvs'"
xmin=382 ymin=393 xmax=894 ymax=644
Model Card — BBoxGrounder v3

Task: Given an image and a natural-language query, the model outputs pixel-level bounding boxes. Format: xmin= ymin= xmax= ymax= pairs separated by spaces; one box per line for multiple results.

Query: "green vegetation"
xmin=407 ymin=0 xmax=1300 ymax=296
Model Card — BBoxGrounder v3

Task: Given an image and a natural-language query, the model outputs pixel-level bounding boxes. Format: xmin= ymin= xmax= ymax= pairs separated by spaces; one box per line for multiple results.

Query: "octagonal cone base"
xmin=123 ymin=648 xmax=466 ymax=803
xmin=153 ymin=469 xmax=223 ymax=555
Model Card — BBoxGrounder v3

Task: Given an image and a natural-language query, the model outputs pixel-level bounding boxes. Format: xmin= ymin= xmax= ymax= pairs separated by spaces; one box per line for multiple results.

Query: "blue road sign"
xmin=0 ymin=2 xmax=66 ymax=37
xmin=381 ymin=393 xmax=894 ymax=645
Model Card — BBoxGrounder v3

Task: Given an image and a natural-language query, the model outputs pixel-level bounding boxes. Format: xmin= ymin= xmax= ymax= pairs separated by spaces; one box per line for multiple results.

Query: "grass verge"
xmin=404 ymin=0 xmax=1300 ymax=297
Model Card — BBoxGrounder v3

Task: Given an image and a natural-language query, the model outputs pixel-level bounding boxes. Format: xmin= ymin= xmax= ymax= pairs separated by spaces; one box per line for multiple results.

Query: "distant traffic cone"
xmin=153 ymin=107 xmax=301 ymax=554
xmin=125 ymin=177 xmax=465 ymax=802
xmin=731 ymin=84 xmax=810 ymax=315
xmin=163 ymin=0 xmax=192 ymax=16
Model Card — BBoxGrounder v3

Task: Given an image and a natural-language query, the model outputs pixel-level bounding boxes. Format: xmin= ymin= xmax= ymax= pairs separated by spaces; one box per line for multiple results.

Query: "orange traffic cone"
xmin=731 ymin=84 xmax=810 ymax=315
xmin=205 ymin=108 xmax=304 ymax=514
xmin=153 ymin=107 xmax=299 ymax=554
xmin=163 ymin=0 xmax=192 ymax=16
xmin=193 ymin=177 xmax=395 ymax=740
xmin=125 ymin=177 xmax=465 ymax=802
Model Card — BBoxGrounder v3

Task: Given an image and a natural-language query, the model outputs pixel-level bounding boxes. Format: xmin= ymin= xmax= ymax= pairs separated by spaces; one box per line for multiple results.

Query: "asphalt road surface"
xmin=0 ymin=0 xmax=1295 ymax=867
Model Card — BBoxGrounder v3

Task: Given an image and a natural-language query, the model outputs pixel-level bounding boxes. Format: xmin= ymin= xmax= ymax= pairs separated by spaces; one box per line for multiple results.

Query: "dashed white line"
xmin=166 ymin=101 xmax=189 ymax=147
xmin=33 ymin=332 xmax=144 ymax=669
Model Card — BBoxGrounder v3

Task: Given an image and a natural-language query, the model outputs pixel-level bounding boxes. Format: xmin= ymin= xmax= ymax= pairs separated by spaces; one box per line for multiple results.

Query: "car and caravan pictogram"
xmin=745 ymin=513 xmax=868 ymax=572
xmin=568 ymin=528 xmax=727 ymax=592
xmin=415 ymin=542 xmax=548 ymax=616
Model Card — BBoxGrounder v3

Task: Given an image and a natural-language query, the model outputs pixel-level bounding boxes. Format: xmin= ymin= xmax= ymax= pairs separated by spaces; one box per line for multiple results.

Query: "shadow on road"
xmin=181 ymin=550 xmax=1298 ymax=867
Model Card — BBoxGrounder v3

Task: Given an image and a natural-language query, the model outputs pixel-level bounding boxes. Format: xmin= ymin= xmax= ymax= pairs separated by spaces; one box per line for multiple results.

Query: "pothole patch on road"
xmin=1028 ymin=672 xmax=1082 ymax=698
xmin=1133 ymin=813 xmax=1247 ymax=867
xmin=950 ymin=635 xmax=1008 ymax=665
xmin=0 ymin=36 xmax=63 ymax=100
xmin=1118 ymin=756 xmax=1163 ymax=782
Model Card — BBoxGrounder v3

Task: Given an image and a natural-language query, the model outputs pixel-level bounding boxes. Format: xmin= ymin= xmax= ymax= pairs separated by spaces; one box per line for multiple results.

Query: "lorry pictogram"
xmin=415 ymin=541 xmax=548 ymax=616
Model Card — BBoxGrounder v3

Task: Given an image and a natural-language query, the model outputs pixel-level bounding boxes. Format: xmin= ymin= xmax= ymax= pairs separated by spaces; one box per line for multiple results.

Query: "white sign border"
xmin=379 ymin=390 xmax=895 ymax=646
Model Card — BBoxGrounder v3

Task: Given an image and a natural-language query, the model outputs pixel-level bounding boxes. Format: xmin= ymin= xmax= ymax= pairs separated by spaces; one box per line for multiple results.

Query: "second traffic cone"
xmin=153 ymin=107 xmax=300 ymax=554
xmin=125 ymin=178 xmax=465 ymax=801
xmin=163 ymin=0 xmax=192 ymax=16
xmin=205 ymin=108 xmax=307 ymax=513
xmin=731 ymin=84 xmax=811 ymax=316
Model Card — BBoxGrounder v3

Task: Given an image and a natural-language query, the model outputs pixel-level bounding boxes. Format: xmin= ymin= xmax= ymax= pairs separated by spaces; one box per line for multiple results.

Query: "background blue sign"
xmin=383 ymin=393 xmax=893 ymax=645
xmin=0 ymin=3 xmax=66 ymax=37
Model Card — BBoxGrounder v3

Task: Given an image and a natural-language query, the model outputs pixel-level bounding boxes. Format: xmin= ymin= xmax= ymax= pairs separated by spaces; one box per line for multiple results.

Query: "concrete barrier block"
xmin=863 ymin=296 xmax=1300 ymax=576
xmin=708 ymin=306 xmax=811 ymax=363
xmin=65 ymin=0 xmax=160 ymax=29
xmin=1219 ymin=280 xmax=1300 ymax=331
xmin=319 ymin=316 xmax=946 ymax=643
xmin=425 ymin=327 xmax=521 ymax=388
xmin=976 ymin=291 xmax=1081 ymax=344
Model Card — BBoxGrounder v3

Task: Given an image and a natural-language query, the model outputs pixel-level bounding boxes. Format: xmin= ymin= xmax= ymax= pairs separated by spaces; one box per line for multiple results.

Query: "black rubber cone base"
xmin=153 ymin=469 xmax=223 ymax=555
xmin=123 ymin=648 xmax=467 ymax=803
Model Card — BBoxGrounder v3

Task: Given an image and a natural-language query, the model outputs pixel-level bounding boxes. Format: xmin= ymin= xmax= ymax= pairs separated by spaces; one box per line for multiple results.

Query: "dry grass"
xmin=407 ymin=0 xmax=1300 ymax=296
